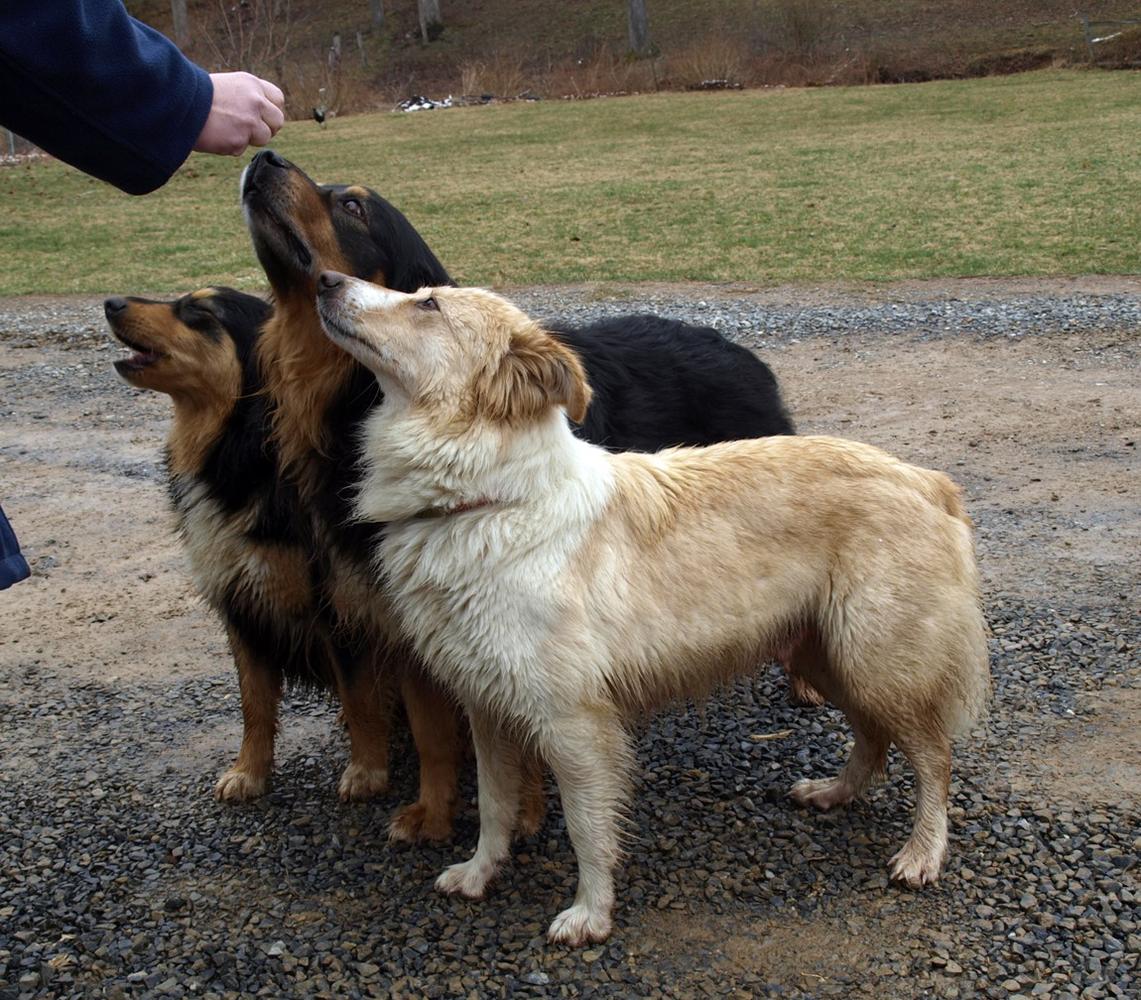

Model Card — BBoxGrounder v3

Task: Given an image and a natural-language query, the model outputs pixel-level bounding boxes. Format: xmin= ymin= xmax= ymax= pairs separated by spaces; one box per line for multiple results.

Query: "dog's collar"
xmin=411 ymin=498 xmax=497 ymax=520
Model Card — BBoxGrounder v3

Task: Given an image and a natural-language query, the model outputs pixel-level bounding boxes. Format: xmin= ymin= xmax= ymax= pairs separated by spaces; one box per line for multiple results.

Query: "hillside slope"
xmin=116 ymin=1 xmax=1141 ymax=116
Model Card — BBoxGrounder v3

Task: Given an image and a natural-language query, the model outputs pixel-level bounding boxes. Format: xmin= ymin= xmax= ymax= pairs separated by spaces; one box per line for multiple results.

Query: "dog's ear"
xmin=478 ymin=324 xmax=592 ymax=425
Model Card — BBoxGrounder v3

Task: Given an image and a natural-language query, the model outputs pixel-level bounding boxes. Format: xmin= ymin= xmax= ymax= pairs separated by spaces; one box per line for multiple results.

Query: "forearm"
xmin=0 ymin=0 xmax=212 ymax=194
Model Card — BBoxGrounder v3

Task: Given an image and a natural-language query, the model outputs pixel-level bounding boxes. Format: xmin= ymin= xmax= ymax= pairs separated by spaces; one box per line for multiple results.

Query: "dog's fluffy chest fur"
xmin=370 ymin=410 xmax=616 ymax=720
xmin=170 ymin=474 xmax=311 ymax=625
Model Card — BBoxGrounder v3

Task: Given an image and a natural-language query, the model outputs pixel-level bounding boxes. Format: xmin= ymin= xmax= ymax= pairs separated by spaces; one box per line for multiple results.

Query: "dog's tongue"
xmin=115 ymin=348 xmax=161 ymax=371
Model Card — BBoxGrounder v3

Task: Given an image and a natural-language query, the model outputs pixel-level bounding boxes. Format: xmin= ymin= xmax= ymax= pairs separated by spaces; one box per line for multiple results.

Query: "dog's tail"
xmin=901 ymin=465 xmax=974 ymax=531
xmin=874 ymin=463 xmax=989 ymax=735
xmin=919 ymin=469 xmax=990 ymax=735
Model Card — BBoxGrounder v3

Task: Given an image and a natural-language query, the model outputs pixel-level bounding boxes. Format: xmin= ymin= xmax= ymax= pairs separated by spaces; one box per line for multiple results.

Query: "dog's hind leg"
xmin=335 ymin=645 xmax=394 ymax=801
xmin=777 ymin=629 xmax=826 ymax=707
xmin=541 ymin=709 xmax=632 ymax=946
xmin=215 ymin=629 xmax=282 ymax=801
xmin=435 ymin=705 xmax=523 ymax=898
xmin=790 ymin=709 xmax=889 ymax=811
xmin=389 ymin=671 xmax=462 ymax=842
xmin=888 ymin=728 xmax=951 ymax=887
xmin=516 ymin=746 xmax=547 ymax=838
xmin=786 ymin=631 xmax=888 ymax=810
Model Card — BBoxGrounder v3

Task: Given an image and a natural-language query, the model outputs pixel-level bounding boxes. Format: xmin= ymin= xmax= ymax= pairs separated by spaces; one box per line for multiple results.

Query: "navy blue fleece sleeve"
xmin=0 ymin=504 xmax=30 ymax=589
xmin=0 ymin=0 xmax=213 ymax=195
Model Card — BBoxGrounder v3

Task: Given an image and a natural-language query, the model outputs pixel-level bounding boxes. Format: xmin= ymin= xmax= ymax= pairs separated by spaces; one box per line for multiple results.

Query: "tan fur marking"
xmin=253 ymin=172 xmax=365 ymax=488
xmin=389 ymin=672 xmax=463 ymax=841
xmin=215 ymin=627 xmax=283 ymax=800
xmin=248 ymin=542 xmax=313 ymax=616
xmin=257 ymin=299 xmax=356 ymax=487
xmin=166 ymin=344 xmax=242 ymax=477
xmin=286 ymin=172 xmax=353 ymax=277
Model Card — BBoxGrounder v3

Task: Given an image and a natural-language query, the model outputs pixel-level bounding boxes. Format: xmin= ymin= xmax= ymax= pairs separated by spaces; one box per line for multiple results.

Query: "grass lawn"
xmin=1 ymin=69 xmax=1138 ymax=295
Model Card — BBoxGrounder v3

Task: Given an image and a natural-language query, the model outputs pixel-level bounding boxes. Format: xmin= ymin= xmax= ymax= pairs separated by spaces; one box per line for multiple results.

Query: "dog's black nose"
xmin=318 ymin=271 xmax=345 ymax=293
xmin=254 ymin=149 xmax=288 ymax=170
xmin=104 ymin=297 xmax=128 ymax=318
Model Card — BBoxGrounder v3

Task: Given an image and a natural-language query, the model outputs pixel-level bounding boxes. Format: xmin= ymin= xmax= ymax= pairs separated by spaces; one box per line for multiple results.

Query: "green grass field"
xmin=1 ymin=69 xmax=1138 ymax=296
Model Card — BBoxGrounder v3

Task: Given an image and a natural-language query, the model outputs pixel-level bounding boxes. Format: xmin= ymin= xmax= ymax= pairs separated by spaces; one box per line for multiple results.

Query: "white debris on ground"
xmin=395 ymin=91 xmax=541 ymax=112
xmin=396 ymin=95 xmax=455 ymax=112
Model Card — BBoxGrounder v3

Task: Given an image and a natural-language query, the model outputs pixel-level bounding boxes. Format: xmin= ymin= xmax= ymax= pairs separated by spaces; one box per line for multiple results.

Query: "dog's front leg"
xmin=389 ymin=669 xmax=462 ymax=842
xmin=542 ymin=709 xmax=631 ymax=946
xmin=435 ymin=705 xmax=523 ymax=899
xmin=334 ymin=643 xmax=394 ymax=801
xmin=215 ymin=628 xmax=282 ymax=801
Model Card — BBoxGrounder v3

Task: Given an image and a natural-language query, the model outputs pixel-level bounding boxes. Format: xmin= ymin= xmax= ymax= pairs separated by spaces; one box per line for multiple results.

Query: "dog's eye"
xmin=417 ymin=296 xmax=439 ymax=312
xmin=180 ymin=302 xmax=215 ymax=325
xmin=341 ymin=198 xmax=365 ymax=219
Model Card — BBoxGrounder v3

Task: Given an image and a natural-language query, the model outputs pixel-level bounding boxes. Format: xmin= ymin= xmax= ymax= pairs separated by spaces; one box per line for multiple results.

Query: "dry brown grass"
xmin=131 ymin=0 xmax=1141 ymax=111
xmin=457 ymin=53 xmax=530 ymax=100
xmin=541 ymin=45 xmax=661 ymax=99
xmin=668 ymin=34 xmax=751 ymax=89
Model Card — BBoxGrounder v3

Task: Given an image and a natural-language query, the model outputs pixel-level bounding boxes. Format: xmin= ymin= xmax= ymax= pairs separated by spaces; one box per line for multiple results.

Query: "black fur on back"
xmin=550 ymin=315 xmax=794 ymax=451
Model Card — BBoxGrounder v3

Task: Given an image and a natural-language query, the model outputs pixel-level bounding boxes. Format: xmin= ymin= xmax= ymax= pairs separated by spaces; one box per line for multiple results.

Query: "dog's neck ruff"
xmin=410 ymin=497 xmax=498 ymax=520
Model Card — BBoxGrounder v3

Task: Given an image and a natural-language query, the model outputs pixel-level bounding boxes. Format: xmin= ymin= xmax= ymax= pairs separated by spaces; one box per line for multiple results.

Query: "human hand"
xmin=193 ymin=72 xmax=286 ymax=156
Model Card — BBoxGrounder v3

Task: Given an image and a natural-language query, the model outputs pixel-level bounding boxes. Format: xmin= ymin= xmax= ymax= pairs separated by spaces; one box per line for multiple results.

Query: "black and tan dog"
xmin=240 ymin=150 xmax=799 ymax=841
xmin=105 ymin=287 xmax=394 ymax=802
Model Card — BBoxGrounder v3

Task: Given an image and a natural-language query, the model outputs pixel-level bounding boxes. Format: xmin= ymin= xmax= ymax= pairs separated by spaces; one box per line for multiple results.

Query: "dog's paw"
xmin=789 ymin=776 xmax=854 ymax=811
xmin=337 ymin=762 xmax=389 ymax=802
xmin=547 ymin=904 xmax=613 ymax=946
xmin=388 ymin=801 xmax=454 ymax=843
xmin=214 ymin=767 xmax=268 ymax=802
xmin=435 ymin=859 xmax=495 ymax=900
xmin=889 ymin=838 xmax=945 ymax=888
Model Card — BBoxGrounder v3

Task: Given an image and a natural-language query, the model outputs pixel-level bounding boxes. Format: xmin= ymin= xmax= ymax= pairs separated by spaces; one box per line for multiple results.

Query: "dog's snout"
xmin=317 ymin=271 xmax=345 ymax=294
xmin=104 ymin=297 xmax=128 ymax=318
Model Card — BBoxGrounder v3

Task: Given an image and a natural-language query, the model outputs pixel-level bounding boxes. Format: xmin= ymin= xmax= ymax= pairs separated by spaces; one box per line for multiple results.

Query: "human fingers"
xmin=248 ymin=117 xmax=274 ymax=148
xmin=261 ymin=98 xmax=285 ymax=135
xmin=259 ymin=78 xmax=286 ymax=112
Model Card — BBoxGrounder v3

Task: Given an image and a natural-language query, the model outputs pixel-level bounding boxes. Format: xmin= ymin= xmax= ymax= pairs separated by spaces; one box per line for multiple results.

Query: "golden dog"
xmin=315 ymin=274 xmax=991 ymax=946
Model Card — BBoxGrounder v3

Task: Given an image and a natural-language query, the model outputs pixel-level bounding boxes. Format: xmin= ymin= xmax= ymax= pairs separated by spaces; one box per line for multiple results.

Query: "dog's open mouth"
xmin=110 ymin=331 xmax=164 ymax=374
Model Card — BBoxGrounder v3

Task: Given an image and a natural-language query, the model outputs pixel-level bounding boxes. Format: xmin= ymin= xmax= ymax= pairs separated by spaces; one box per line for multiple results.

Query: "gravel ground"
xmin=1 ymin=280 xmax=1138 ymax=999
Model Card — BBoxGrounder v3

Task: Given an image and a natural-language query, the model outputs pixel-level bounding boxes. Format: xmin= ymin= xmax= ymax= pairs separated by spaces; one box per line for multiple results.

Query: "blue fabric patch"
xmin=0 ymin=505 xmax=31 ymax=589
